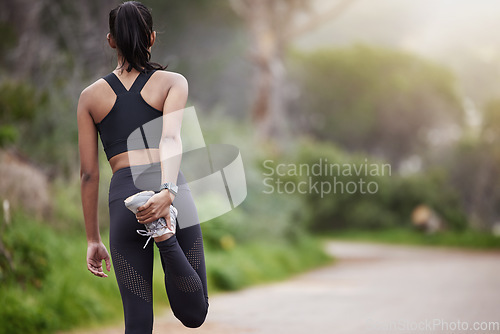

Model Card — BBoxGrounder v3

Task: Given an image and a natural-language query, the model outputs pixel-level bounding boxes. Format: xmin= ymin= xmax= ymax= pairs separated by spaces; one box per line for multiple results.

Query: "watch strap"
xmin=159 ymin=182 xmax=178 ymax=195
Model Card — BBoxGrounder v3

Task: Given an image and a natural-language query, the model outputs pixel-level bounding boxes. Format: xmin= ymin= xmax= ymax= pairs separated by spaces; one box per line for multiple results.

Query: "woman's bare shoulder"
xmin=80 ymin=77 xmax=109 ymax=99
xmin=78 ymin=77 xmax=113 ymax=111
xmin=153 ymin=70 xmax=188 ymax=87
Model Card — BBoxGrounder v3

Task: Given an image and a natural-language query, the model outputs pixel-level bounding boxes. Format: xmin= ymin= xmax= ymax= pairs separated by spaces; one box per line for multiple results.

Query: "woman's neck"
xmin=115 ymin=56 xmax=144 ymax=76
xmin=115 ymin=55 xmax=132 ymax=75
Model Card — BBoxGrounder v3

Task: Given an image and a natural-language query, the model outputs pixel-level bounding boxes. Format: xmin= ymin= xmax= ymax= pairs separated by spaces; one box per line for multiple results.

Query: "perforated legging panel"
xmin=172 ymin=274 xmax=203 ymax=293
xmin=108 ymin=167 xmax=209 ymax=333
xmin=185 ymin=236 xmax=203 ymax=270
xmin=111 ymin=247 xmax=153 ymax=303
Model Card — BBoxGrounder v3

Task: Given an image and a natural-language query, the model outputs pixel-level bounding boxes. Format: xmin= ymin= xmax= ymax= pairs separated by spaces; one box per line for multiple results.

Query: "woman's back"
xmin=96 ymin=69 xmax=163 ymax=161
xmin=85 ymin=69 xmax=181 ymax=126
xmin=81 ymin=69 xmax=187 ymax=172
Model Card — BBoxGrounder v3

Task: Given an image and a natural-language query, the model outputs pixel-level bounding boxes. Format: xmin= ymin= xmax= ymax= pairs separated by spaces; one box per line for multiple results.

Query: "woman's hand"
xmin=136 ymin=190 xmax=175 ymax=228
xmin=87 ymin=241 xmax=111 ymax=278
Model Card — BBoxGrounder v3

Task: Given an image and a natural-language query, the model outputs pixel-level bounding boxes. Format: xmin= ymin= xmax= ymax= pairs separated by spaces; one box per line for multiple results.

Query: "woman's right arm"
xmin=77 ymin=86 xmax=111 ymax=278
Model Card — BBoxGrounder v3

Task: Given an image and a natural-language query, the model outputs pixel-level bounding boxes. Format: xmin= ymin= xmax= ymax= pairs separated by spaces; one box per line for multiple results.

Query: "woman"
xmin=77 ymin=1 xmax=209 ymax=332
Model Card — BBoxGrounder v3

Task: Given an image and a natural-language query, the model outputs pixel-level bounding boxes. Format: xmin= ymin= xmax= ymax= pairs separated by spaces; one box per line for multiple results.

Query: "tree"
xmin=229 ymin=0 xmax=357 ymax=141
xmin=445 ymin=99 xmax=500 ymax=229
xmin=289 ymin=45 xmax=463 ymax=167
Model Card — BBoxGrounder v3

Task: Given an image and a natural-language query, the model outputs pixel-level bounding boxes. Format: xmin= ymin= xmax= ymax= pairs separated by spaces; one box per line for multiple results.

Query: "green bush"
xmin=0 ymin=213 xmax=122 ymax=334
xmin=260 ymin=137 xmax=468 ymax=232
xmin=206 ymin=236 xmax=332 ymax=292
xmin=1 ymin=231 xmax=49 ymax=288
xmin=0 ymin=80 xmax=47 ymax=148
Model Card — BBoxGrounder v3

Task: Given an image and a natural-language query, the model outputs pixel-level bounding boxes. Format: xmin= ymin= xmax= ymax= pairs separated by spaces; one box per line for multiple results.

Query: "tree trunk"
xmin=230 ymin=0 xmax=356 ymax=142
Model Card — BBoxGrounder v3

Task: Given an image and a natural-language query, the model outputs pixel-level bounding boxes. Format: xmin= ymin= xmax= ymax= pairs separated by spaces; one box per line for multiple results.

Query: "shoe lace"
xmin=136 ymin=218 xmax=166 ymax=249
xmin=136 ymin=227 xmax=156 ymax=249
xmin=136 ymin=207 xmax=177 ymax=249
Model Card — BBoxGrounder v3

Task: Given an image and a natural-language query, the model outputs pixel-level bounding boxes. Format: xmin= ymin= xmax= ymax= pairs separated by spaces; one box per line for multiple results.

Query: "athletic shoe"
xmin=124 ymin=191 xmax=177 ymax=248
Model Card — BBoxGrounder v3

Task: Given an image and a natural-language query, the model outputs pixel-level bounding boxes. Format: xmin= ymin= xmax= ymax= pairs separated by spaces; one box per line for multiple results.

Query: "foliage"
xmin=206 ymin=236 xmax=332 ymax=291
xmin=0 ymin=81 xmax=47 ymax=147
xmin=0 ymin=22 xmax=16 ymax=61
xmin=0 ymin=213 xmax=122 ymax=334
xmin=0 ymin=222 xmax=49 ymax=288
xmin=288 ymin=45 xmax=463 ymax=165
xmin=437 ymin=98 xmax=500 ymax=228
xmin=259 ymin=136 xmax=468 ymax=232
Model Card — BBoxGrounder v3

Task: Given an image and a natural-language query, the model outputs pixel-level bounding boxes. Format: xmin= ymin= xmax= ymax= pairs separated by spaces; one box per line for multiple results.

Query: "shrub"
xmin=260 ymin=137 xmax=468 ymax=232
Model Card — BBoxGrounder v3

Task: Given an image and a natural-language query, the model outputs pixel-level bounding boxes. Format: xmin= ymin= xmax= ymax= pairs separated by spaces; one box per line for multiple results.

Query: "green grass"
xmin=0 ymin=213 xmax=332 ymax=334
xmin=323 ymin=228 xmax=500 ymax=249
xmin=0 ymin=213 xmax=123 ymax=334
xmin=205 ymin=235 xmax=333 ymax=292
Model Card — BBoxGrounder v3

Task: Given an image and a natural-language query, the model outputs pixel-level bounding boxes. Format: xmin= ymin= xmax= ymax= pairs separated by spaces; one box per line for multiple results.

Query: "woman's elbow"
xmin=160 ymin=135 xmax=182 ymax=147
xmin=80 ymin=170 xmax=99 ymax=183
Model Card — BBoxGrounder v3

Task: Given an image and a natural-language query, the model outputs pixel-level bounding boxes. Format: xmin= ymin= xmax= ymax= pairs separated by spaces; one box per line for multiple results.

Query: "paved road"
xmin=66 ymin=241 xmax=500 ymax=334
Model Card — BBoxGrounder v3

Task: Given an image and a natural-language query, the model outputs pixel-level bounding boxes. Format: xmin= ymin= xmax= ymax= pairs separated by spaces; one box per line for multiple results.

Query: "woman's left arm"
xmin=77 ymin=86 xmax=111 ymax=278
xmin=136 ymin=73 xmax=188 ymax=226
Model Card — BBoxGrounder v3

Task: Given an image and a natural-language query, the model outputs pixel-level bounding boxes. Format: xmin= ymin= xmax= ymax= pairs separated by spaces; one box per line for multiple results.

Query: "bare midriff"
xmin=109 ymin=148 xmax=161 ymax=174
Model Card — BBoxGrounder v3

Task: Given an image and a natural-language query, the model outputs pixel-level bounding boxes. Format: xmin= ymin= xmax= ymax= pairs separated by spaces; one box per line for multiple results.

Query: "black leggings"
xmin=108 ymin=166 xmax=209 ymax=333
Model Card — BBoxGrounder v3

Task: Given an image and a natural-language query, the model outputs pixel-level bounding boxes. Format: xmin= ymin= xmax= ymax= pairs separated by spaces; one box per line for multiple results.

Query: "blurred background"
xmin=1 ymin=0 xmax=500 ymax=333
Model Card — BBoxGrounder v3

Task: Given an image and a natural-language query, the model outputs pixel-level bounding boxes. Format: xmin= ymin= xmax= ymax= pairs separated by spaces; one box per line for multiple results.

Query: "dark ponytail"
xmin=109 ymin=1 xmax=167 ymax=73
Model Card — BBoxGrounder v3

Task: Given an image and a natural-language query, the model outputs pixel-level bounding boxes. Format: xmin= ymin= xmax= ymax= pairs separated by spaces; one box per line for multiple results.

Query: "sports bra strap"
xmin=102 ymin=72 xmax=128 ymax=96
xmin=129 ymin=69 xmax=157 ymax=93
xmin=102 ymin=69 xmax=158 ymax=96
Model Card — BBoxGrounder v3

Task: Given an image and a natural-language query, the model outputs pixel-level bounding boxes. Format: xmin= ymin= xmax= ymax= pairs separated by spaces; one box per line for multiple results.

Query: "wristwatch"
xmin=159 ymin=182 xmax=178 ymax=196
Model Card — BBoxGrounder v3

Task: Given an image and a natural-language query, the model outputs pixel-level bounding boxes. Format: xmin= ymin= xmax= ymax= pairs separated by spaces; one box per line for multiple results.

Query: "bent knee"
xmin=180 ymin=308 xmax=208 ymax=328
xmin=182 ymin=314 xmax=207 ymax=328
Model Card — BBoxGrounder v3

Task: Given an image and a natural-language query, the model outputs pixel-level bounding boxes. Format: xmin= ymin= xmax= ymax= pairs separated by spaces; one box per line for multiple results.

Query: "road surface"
xmin=64 ymin=241 xmax=500 ymax=334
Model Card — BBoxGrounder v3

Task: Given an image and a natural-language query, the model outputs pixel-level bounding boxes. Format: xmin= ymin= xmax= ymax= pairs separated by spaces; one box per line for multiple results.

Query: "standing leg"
xmin=109 ymin=170 xmax=155 ymax=334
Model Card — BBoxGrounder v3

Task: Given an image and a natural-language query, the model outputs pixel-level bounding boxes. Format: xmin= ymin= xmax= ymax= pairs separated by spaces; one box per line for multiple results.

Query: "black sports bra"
xmin=96 ymin=70 xmax=163 ymax=160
